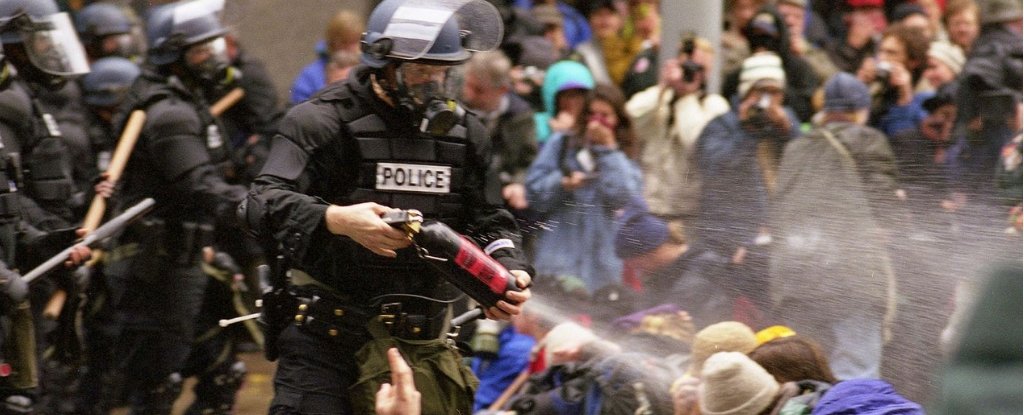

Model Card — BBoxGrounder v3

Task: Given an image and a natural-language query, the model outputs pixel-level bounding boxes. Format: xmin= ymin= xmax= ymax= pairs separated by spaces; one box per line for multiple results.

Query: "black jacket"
xmin=247 ymin=66 xmax=531 ymax=302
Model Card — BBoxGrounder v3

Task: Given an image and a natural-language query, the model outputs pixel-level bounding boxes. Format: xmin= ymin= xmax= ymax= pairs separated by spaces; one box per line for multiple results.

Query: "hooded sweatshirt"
xmin=533 ymin=60 xmax=595 ymax=145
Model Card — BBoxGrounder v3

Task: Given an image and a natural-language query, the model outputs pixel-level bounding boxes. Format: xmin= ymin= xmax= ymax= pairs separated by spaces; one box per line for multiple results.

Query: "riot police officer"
xmin=104 ymin=0 xmax=248 ymax=413
xmin=0 ymin=10 xmax=93 ymax=413
xmin=243 ymin=0 xmax=533 ymax=413
xmin=75 ymin=2 xmax=145 ymax=63
xmin=75 ymin=56 xmax=140 ymax=415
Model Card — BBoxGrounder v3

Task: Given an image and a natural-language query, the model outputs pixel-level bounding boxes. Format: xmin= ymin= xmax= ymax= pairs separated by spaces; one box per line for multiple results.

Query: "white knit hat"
xmin=699 ymin=352 xmax=781 ymax=415
xmin=738 ymin=52 xmax=787 ymax=99
xmin=927 ymin=41 xmax=966 ymax=75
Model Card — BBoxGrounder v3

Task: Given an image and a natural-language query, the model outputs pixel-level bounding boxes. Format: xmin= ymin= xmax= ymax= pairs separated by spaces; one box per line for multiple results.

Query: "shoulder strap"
xmin=819 ymin=127 xmax=856 ymax=168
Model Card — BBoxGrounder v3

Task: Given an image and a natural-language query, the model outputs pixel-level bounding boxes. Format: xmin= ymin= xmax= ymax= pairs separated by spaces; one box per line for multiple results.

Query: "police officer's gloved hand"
xmin=0 ymin=265 xmax=27 ymax=303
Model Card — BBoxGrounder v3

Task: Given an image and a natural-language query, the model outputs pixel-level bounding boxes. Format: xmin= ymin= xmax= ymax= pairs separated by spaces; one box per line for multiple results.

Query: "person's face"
xmin=398 ymin=62 xmax=452 ymax=104
xmin=590 ymin=8 xmax=623 ymax=39
xmin=902 ymin=14 xmax=933 ymax=39
xmin=545 ymin=25 xmax=569 ymax=52
xmin=923 ymin=56 xmax=956 ymax=88
xmin=878 ymin=36 xmax=908 ymax=66
xmin=556 ymin=89 xmax=588 ymax=118
xmin=922 ymin=103 xmax=956 ymax=143
xmin=184 ymin=36 xmax=230 ymax=81
xmin=849 ymin=7 xmax=888 ymax=35
xmin=588 ymin=99 xmax=619 ymax=130
xmin=461 ymin=71 xmax=506 ymax=113
xmin=946 ymin=9 xmax=979 ymax=50
xmin=777 ymin=3 xmax=805 ymax=38
xmin=730 ymin=0 xmax=760 ymax=30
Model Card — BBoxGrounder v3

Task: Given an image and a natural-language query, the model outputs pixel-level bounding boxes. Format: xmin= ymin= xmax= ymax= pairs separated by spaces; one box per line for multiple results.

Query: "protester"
xmin=943 ymin=0 xmax=981 ymax=53
xmin=532 ymin=60 xmax=595 ymax=145
xmin=923 ymin=41 xmax=966 ymax=90
xmin=722 ymin=5 xmax=821 ymax=122
xmin=770 ymin=73 xmax=901 ymax=380
xmin=572 ymin=0 xmax=644 ymax=86
xmin=827 ymin=0 xmax=888 ymax=73
xmin=721 ymin=0 xmax=768 ymax=77
xmin=462 ymin=50 xmax=538 ymax=212
xmin=526 ymin=83 xmax=642 ymax=294
xmin=812 ymin=379 xmax=924 ymax=415
xmin=626 ymin=34 xmax=728 ymax=230
xmin=777 ymin=0 xmax=840 ymax=83
xmin=289 ymin=10 xmax=364 ymax=104
xmin=695 ymin=52 xmax=800 ymax=320
xmin=857 ymin=23 xmax=932 ymax=136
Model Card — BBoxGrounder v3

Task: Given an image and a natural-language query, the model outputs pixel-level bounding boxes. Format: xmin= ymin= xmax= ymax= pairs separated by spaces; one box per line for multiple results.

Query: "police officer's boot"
xmin=1 ymin=395 xmax=33 ymax=415
xmin=130 ymin=372 xmax=182 ymax=415
xmin=185 ymin=360 xmax=246 ymax=415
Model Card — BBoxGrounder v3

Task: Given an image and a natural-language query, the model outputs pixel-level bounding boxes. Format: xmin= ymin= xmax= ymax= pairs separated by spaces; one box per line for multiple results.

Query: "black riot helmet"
xmin=75 ymin=2 xmax=145 ymax=62
xmin=0 ymin=0 xmax=90 ymax=89
xmin=361 ymin=0 xmax=503 ymax=135
xmin=146 ymin=0 xmax=238 ymax=88
xmin=82 ymin=56 xmax=140 ymax=108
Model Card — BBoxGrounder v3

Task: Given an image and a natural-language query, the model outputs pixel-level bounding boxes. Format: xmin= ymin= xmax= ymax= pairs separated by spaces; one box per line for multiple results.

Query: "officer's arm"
xmin=145 ymin=102 xmax=248 ymax=224
xmin=243 ymin=102 xmax=336 ymax=262
xmin=461 ymin=116 xmax=533 ymax=278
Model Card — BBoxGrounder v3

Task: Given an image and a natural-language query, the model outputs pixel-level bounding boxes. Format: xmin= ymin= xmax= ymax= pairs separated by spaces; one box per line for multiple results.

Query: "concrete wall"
xmin=226 ymin=0 xmax=376 ymax=104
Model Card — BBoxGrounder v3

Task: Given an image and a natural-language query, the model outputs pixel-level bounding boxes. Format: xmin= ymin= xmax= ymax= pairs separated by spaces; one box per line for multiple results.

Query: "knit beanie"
xmin=615 ymin=196 xmax=671 ymax=259
xmin=927 ymin=41 xmax=966 ymax=75
xmin=823 ymin=72 xmax=870 ymax=112
xmin=690 ymin=321 xmax=758 ymax=375
xmin=737 ymin=52 xmax=786 ymax=99
xmin=699 ymin=352 xmax=781 ymax=415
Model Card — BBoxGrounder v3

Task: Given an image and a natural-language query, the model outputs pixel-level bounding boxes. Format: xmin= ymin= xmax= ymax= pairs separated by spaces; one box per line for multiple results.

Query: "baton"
xmin=24 ymin=198 xmax=155 ymax=283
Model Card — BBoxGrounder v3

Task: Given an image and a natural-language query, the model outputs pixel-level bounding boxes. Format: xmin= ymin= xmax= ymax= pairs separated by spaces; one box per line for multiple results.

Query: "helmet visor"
xmin=22 ymin=13 xmax=90 ymax=77
xmin=381 ymin=0 xmax=503 ymax=61
xmin=173 ymin=0 xmax=226 ymax=44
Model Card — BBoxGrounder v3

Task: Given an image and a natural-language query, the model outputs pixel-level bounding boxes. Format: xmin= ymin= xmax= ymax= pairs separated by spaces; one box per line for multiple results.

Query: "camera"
xmin=748 ymin=93 xmax=772 ymax=119
xmin=679 ymin=36 xmax=704 ymax=83
xmin=874 ymin=60 xmax=892 ymax=86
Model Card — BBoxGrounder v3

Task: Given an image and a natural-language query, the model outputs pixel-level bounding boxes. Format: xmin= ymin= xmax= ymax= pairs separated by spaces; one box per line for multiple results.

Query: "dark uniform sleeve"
xmin=461 ymin=115 xmax=533 ymax=276
xmin=243 ymin=101 xmax=335 ymax=262
xmin=145 ymin=99 xmax=248 ymax=224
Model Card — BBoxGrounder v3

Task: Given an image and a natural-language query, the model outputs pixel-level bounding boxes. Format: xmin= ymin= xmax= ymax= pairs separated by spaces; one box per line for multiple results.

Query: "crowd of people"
xmin=0 ymin=0 xmax=1016 ymax=414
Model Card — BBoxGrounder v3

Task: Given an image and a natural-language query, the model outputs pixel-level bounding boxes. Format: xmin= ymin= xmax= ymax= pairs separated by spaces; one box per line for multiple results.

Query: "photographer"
xmin=694 ymin=52 xmax=800 ymax=322
xmin=625 ymin=35 xmax=729 ymax=236
xmin=856 ymin=23 xmax=932 ymax=137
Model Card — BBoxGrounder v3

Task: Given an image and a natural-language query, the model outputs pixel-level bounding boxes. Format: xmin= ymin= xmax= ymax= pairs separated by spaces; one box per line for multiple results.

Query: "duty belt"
xmin=290 ymin=271 xmax=452 ymax=341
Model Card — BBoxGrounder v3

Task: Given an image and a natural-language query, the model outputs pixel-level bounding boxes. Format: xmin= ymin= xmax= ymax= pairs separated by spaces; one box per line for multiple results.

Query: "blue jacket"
xmin=873 ymin=92 xmax=929 ymax=137
xmin=290 ymin=41 xmax=328 ymax=105
xmin=695 ymin=110 xmax=800 ymax=255
xmin=526 ymin=132 xmax=642 ymax=293
xmin=471 ymin=325 xmax=536 ymax=412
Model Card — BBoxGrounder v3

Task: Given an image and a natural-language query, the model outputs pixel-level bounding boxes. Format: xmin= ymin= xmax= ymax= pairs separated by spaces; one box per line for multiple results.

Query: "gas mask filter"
xmin=395 ymin=62 xmax=465 ymax=135
xmin=184 ymin=36 xmax=240 ymax=88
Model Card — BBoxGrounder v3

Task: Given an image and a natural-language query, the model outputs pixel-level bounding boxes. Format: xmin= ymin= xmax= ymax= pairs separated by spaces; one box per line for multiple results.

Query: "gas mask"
xmin=184 ymin=36 xmax=240 ymax=89
xmin=395 ymin=62 xmax=465 ymax=135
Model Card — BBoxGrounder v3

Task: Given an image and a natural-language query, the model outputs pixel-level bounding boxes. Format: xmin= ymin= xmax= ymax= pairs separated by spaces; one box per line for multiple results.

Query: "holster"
xmin=257 ymin=286 xmax=297 ymax=362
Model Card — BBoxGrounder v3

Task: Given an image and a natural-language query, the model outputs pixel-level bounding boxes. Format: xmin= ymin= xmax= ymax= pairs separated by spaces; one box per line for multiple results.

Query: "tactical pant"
xmin=269 ymin=303 xmax=477 ymax=415
xmin=111 ymin=262 xmax=207 ymax=415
